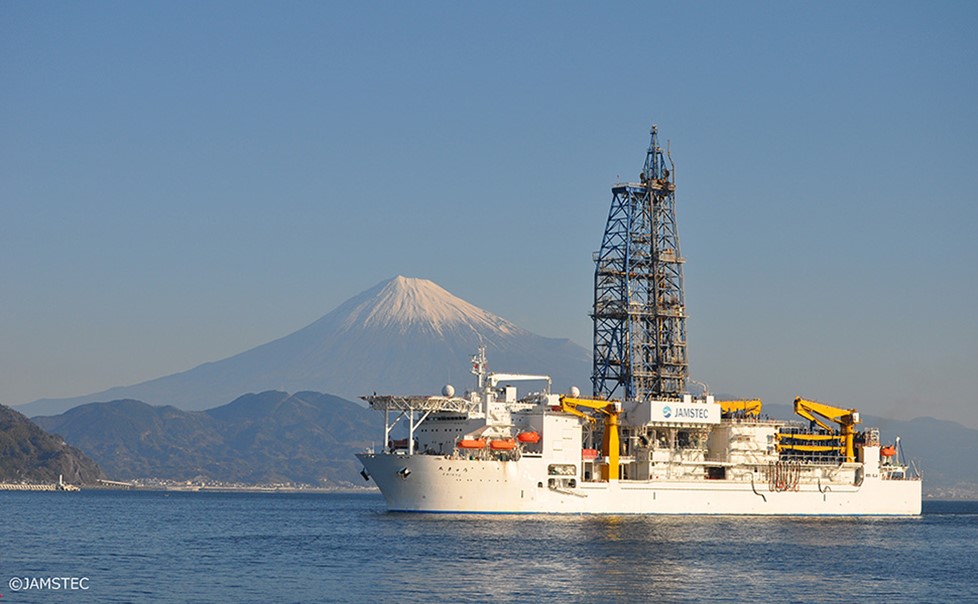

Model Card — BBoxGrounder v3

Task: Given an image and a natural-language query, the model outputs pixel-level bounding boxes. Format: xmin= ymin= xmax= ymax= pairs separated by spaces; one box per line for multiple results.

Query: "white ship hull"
xmin=358 ymin=452 xmax=921 ymax=516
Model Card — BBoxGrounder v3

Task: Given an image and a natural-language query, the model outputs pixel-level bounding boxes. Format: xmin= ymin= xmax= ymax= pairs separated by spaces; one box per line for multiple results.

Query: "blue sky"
xmin=2 ymin=2 xmax=977 ymax=427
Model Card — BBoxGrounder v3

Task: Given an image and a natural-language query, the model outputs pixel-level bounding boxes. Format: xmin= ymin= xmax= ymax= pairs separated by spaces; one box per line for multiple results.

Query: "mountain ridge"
xmin=32 ymin=391 xmax=376 ymax=485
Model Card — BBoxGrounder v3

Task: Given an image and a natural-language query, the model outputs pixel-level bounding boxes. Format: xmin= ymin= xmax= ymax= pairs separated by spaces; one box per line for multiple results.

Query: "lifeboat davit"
xmin=517 ymin=431 xmax=541 ymax=444
xmin=489 ymin=438 xmax=517 ymax=451
xmin=458 ymin=439 xmax=487 ymax=449
xmin=581 ymin=448 xmax=600 ymax=460
xmin=880 ymin=445 xmax=897 ymax=457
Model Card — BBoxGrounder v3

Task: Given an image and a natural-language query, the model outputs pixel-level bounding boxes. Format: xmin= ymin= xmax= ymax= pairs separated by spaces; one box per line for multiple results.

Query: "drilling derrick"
xmin=591 ymin=125 xmax=688 ymax=401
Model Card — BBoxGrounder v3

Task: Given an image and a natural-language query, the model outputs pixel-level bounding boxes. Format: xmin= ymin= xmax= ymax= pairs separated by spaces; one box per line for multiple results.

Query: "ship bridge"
xmin=363 ymin=394 xmax=482 ymax=455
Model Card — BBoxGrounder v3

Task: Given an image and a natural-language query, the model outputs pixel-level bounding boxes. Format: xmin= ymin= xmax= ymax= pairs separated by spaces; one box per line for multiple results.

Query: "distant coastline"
xmin=0 ymin=482 xmax=61 ymax=491
xmin=87 ymin=479 xmax=378 ymax=494
xmin=0 ymin=480 xmax=80 ymax=492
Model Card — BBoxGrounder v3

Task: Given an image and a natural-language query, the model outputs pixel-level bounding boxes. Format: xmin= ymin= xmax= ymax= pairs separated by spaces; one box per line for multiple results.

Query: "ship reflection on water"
xmin=382 ymin=508 xmax=952 ymax=603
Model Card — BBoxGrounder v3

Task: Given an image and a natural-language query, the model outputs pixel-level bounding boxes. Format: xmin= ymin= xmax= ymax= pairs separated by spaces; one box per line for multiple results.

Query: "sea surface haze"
xmin=2 ymin=491 xmax=975 ymax=603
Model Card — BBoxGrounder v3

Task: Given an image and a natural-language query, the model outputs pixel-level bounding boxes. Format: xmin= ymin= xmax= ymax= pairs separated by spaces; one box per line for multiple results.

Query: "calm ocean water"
xmin=1 ymin=491 xmax=975 ymax=603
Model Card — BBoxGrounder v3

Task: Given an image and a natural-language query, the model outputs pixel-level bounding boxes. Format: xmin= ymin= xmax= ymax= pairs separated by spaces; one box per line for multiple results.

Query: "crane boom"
xmin=793 ymin=397 xmax=861 ymax=462
xmin=559 ymin=396 xmax=622 ymax=481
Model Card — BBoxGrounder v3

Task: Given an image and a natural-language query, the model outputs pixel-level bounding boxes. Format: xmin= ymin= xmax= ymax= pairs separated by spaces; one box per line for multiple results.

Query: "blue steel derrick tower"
xmin=591 ymin=125 xmax=688 ymax=402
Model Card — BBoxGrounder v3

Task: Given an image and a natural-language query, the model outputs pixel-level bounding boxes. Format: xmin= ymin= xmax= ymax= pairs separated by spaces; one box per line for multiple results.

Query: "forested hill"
xmin=0 ymin=404 xmax=104 ymax=484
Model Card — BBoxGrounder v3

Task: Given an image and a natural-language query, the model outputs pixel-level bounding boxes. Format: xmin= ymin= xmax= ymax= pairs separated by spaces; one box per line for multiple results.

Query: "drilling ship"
xmin=356 ymin=127 xmax=922 ymax=515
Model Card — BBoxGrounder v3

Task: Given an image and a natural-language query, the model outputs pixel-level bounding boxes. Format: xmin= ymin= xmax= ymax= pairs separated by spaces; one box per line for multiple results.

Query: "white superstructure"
xmin=357 ymin=348 xmax=921 ymax=515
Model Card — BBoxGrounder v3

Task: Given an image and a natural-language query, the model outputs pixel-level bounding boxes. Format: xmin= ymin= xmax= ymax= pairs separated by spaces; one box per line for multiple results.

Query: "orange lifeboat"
xmin=581 ymin=448 xmax=600 ymax=461
xmin=389 ymin=438 xmax=409 ymax=449
xmin=489 ymin=438 xmax=518 ymax=451
xmin=458 ymin=438 xmax=487 ymax=449
xmin=517 ymin=431 xmax=541 ymax=444
xmin=880 ymin=445 xmax=897 ymax=457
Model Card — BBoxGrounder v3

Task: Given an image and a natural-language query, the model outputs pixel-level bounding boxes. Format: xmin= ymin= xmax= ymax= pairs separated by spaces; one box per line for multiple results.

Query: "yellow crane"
xmin=718 ymin=399 xmax=762 ymax=418
xmin=558 ymin=396 xmax=622 ymax=481
xmin=792 ymin=397 xmax=861 ymax=462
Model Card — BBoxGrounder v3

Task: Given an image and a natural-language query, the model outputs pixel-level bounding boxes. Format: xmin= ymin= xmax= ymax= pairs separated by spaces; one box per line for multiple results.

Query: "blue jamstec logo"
xmin=663 ymin=405 xmax=672 ymax=418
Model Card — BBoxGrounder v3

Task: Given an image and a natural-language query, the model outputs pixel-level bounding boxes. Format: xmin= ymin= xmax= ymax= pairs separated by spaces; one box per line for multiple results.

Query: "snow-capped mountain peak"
xmin=336 ymin=276 xmax=521 ymax=336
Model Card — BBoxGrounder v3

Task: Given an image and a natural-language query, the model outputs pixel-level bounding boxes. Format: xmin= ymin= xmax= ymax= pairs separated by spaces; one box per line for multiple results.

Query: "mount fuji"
xmin=20 ymin=276 xmax=592 ymax=416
